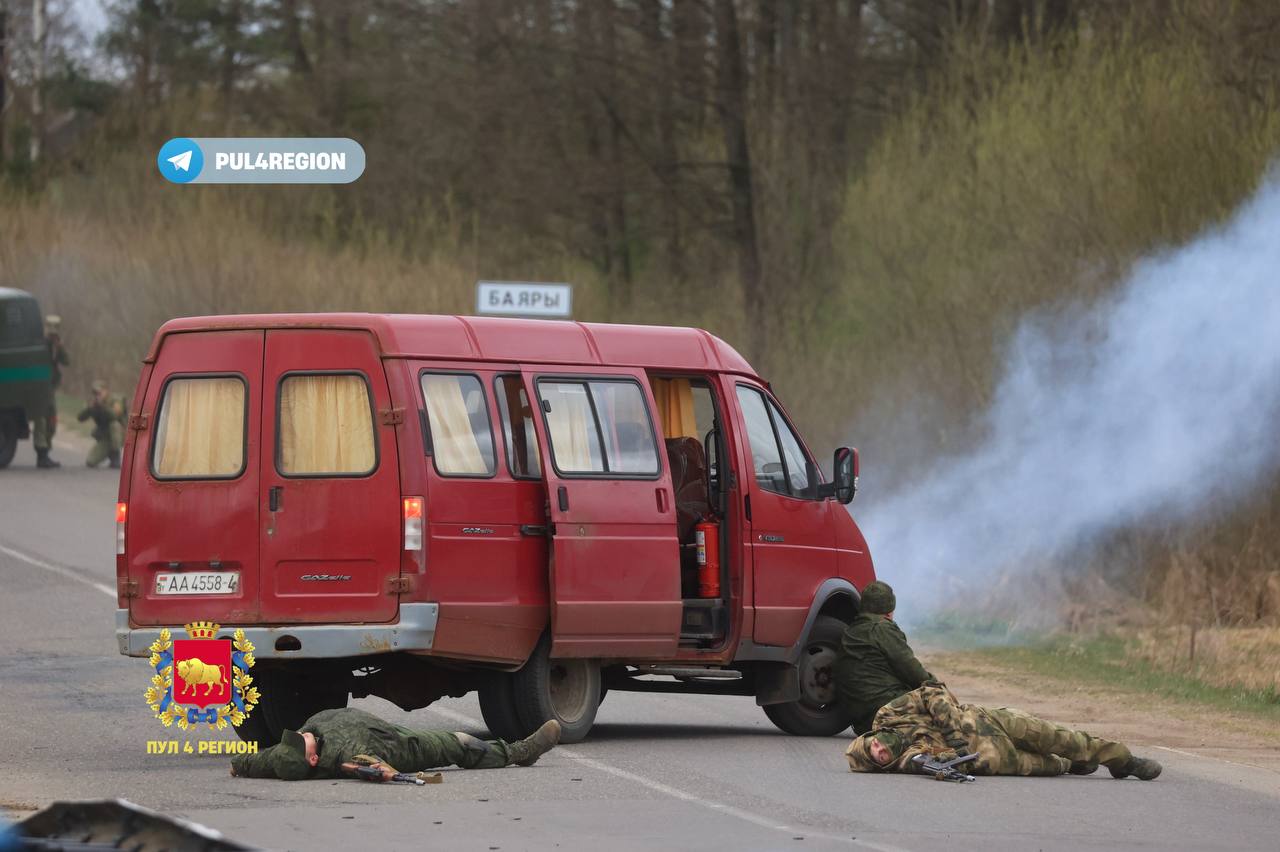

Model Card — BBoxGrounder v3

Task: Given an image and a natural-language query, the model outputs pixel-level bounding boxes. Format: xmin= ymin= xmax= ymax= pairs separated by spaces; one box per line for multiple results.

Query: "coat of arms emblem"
xmin=145 ymin=622 xmax=261 ymax=730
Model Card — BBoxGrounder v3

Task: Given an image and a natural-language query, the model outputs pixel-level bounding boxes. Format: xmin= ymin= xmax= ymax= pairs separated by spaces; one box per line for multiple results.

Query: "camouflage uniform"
xmin=846 ymin=684 xmax=1135 ymax=777
xmin=32 ymin=322 xmax=69 ymax=467
xmin=77 ymin=383 xmax=126 ymax=468
xmin=833 ymin=612 xmax=934 ymax=734
xmin=232 ymin=708 xmax=527 ymax=780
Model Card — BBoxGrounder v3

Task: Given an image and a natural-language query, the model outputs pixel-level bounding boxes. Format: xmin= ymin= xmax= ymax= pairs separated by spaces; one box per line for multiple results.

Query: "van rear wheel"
xmin=762 ymin=615 xmax=855 ymax=737
xmin=0 ymin=417 xmax=18 ymax=469
xmin=253 ymin=670 xmax=349 ymax=744
xmin=511 ymin=632 xmax=600 ymax=744
xmin=478 ymin=673 xmax=527 ymax=742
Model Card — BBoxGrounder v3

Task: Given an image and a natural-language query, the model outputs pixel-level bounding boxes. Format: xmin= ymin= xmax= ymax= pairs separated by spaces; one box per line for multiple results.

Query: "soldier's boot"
xmin=1068 ymin=761 xmax=1099 ymax=775
xmin=35 ymin=448 xmax=61 ymax=469
xmin=506 ymin=719 xmax=562 ymax=767
xmin=1109 ymin=756 xmax=1162 ymax=780
xmin=108 ymin=450 xmax=121 ymax=469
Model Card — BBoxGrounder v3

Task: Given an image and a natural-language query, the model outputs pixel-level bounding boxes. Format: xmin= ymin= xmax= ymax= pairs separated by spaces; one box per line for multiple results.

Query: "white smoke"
xmin=855 ymin=176 xmax=1280 ymax=626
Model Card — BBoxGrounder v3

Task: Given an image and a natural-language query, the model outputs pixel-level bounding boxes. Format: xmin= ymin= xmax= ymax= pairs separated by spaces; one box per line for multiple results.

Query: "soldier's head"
xmin=860 ymin=581 xmax=896 ymax=617
xmin=44 ymin=315 xmax=61 ymax=337
xmin=846 ymin=731 xmax=905 ymax=772
xmin=265 ymin=729 xmax=317 ymax=779
xmin=91 ymin=379 xmax=109 ymax=400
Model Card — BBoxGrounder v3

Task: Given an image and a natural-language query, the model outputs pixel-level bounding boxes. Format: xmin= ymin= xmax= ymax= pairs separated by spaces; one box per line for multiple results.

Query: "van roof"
xmin=147 ymin=313 xmax=761 ymax=378
xmin=0 ymin=287 xmax=36 ymax=300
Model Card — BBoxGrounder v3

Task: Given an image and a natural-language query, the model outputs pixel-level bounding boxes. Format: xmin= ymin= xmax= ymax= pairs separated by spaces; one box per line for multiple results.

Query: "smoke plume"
xmin=855 ymin=176 xmax=1280 ymax=627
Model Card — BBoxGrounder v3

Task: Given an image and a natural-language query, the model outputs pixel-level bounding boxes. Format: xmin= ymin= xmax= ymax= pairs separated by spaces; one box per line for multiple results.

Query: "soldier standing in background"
xmin=833 ymin=581 xmax=935 ymax=734
xmin=845 ymin=682 xmax=1162 ymax=780
xmin=77 ymin=379 xmax=126 ymax=469
xmin=32 ymin=315 xmax=70 ymax=469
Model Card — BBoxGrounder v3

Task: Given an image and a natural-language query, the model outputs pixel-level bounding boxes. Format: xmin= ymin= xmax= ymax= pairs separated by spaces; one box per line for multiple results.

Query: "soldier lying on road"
xmin=845 ymin=683 xmax=1162 ymax=780
xmin=833 ymin=580 xmax=935 ymax=734
xmin=230 ymin=707 xmax=561 ymax=781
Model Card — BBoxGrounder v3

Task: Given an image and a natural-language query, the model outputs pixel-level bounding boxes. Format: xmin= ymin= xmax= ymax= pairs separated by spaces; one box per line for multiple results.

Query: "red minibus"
xmin=114 ymin=314 xmax=874 ymax=744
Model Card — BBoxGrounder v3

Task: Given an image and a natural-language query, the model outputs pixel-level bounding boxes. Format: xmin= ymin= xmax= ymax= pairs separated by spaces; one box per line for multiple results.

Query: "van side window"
xmin=153 ymin=376 xmax=247 ymax=479
xmin=420 ymin=373 xmax=496 ymax=476
xmin=735 ymin=386 xmax=817 ymax=498
xmin=278 ymin=374 xmax=376 ymax=476
xmin=537 ymin=379 xmax=659 ymax=476
xmin=495 ymin=375 xmax=540 ymax=478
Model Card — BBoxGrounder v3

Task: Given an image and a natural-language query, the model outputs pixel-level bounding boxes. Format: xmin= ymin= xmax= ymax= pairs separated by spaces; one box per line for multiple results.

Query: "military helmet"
xmin=270 ymin=729 xmax=312 ymax=780
xmin=44 ymin=314 xmax=61 ymax=328
xmin=860 ymin=580 xmax=896 ymax=615
xmin=846 ymin=730 xmax=905 ymax=772
xmin=91 ymin=379 xmax=108 ymax=393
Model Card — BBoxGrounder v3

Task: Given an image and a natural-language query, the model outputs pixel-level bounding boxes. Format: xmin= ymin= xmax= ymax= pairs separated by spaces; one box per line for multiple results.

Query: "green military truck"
xmin=0 ymin=287 xmax=53 ymax=468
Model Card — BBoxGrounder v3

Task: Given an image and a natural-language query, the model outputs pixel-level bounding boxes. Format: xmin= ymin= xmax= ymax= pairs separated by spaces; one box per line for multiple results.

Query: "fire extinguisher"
xmin=695 ymin=516 xmax=720 ymax=599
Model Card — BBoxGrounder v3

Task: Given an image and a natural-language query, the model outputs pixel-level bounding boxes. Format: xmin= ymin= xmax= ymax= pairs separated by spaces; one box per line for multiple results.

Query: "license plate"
xmin=154 ymin=571 xmax=239 ymax=596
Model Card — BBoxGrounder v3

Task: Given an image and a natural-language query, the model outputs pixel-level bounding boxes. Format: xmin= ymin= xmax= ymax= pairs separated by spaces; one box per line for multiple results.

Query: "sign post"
xmin=476 ymin=281 xmax=573 ymax=319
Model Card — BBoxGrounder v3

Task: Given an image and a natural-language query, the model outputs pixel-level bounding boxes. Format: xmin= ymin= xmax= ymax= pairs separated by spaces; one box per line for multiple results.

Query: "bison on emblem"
xmin=176 ymin=657 xmax=228 ymax=697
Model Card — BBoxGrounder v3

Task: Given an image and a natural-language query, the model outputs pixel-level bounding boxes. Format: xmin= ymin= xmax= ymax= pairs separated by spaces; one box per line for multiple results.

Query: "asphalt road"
xmin=2 ymin=436 xmax=1278 ymax=851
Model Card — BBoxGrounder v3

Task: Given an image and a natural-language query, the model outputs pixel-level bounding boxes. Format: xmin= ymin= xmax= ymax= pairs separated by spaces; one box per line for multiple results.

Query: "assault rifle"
xmin=911 ymin=752 xmax=979 ymax=782
xmin=341 ymin=761 xmax=439 ymax=785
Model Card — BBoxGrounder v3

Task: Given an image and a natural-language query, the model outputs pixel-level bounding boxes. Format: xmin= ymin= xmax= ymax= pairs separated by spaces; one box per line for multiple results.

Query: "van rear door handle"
xmin=268 ymin=486 xmax=283 ymax=512
xmin=520 ymin=524 xmax=549 ymax=537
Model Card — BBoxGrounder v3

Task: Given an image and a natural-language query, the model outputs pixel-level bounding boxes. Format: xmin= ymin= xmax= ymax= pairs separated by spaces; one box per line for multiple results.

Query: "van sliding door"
xmin=521 ymin=366 xmax=682 ymax=658
xmin=258 ymin=330 xmax=401 ymax=624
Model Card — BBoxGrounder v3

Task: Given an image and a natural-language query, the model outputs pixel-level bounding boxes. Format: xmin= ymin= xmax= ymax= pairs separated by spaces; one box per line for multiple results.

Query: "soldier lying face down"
xmin=845 ymin=683 xmax=1162 ymax=780
xmin=230 ymin=707 xmax=561 ymax=781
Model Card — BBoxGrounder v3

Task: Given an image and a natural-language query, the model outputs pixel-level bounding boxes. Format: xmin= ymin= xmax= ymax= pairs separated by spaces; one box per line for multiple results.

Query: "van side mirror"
xmin=832 ymin=447 xmax=857 ymax=504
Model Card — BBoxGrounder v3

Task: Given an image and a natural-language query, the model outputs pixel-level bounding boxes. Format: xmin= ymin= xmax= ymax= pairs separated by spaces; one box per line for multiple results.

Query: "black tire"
xmin=762 ymin=615 xmax=855 ymax=737
xmin=232 ymin=701 xmax=275 ymax=749
xmin=0 ymin=417 xmax=17 ymax=469
xmin=255 ymin=669 xmax=349 ymax=743
xmin=511 ymin=631 xmax=601 ymax=744
xmin=478 ymin=672 xmax=528 ymax=742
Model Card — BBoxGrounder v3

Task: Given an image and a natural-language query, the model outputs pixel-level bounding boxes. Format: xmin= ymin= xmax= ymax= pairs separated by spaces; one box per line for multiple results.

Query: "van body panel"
xmin=126 ymin=330 xmax=265 ymax=626
xmin=835 ymin=508 xmax=875 ymax=590
xmin=408 ymin=361 xmax=548 ymax=664
xmin=522 ymin=365 xmax=683 ymax=658
xmin=729 ymin=380 xmax=839 ymax=647
xmin=258 ymin=330 xmax=401 ymax=624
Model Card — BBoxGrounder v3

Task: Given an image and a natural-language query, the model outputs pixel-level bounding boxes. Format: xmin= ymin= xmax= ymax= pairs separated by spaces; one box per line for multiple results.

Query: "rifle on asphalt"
xmin=341 ymin=761 xmax=430 ymax=785
xmin=911 ymin=752 xmax=979 ymax=782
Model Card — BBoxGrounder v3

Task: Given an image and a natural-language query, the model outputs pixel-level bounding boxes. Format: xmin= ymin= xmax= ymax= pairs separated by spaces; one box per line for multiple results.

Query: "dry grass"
xmin=1130 ymin=625 xmax=1280 ymax=694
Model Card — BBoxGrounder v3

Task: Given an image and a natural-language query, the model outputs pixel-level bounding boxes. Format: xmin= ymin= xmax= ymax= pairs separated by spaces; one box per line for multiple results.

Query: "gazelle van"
xmin=115 ymin=314 xmax=875 ymax=744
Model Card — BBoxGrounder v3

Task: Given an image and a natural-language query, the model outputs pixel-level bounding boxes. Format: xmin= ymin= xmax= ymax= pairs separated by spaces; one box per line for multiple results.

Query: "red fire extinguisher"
xmin=695 ymin=516 xmax=720 ymax=599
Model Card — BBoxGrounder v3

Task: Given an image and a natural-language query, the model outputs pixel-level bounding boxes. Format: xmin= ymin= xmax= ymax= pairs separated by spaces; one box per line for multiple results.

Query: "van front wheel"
xmin=762 ymin=615 xmax=855 ymax=737
xmin=511 ymin=632 xmax=600 ymax=744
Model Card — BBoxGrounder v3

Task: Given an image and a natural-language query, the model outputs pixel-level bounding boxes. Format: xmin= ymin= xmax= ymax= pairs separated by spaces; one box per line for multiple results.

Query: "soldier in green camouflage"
xmin=845 ymin=683 xmax=1162 ymax=780
xmin=77 ymin=379 xmax=126 ymax=469
xmin=230 ymin=707 xmax=561 ymax=781
xmin=833 ymin=581 xmax=934 ymax=733
xmin=32 ymin=315 xmax=70 ymax=469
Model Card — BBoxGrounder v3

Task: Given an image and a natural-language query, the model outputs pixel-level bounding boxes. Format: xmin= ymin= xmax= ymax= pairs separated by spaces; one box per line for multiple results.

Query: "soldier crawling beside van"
xmin=77 ymin=379 xmax=126 ymax=469
xmin=833 ymin=581 xmax=935 ymax=734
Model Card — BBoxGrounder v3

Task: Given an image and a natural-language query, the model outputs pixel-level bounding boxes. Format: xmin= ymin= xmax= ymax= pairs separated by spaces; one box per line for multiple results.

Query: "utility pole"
xmin=30 ymin=0 xmax=43 ymax=163
xmin=1 ymin=7 xmax=8 ymax=166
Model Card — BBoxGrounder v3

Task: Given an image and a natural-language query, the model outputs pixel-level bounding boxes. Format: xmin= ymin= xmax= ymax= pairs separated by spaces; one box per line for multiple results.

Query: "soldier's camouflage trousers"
xmin=32 ymin=408 xmax=56 ymax=451
xmin=398 ymin=730 xmax=513 ymax=771
xmin=986 ymin=708 xmax=1132 ymax=776
xmin=86 ymin=422 xmax=124 ymax=467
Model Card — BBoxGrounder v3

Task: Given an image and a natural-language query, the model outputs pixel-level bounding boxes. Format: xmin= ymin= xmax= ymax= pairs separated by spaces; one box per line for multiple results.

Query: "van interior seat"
xmin=665 ymin=437 xmax=711 ymax=544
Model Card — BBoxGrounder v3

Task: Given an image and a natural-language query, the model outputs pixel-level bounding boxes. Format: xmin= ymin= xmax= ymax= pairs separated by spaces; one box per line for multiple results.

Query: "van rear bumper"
xmin=115 ymin=603 xmax=439 ymax=659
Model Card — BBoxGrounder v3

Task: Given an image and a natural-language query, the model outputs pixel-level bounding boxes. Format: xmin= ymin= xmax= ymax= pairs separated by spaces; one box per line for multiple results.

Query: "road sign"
xmin=476 ymin=281 xmax=573 ymax=318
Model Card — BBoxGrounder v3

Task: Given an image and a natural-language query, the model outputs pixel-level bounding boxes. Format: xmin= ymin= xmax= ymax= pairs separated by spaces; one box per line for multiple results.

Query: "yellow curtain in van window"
xmin=154 ymin=378 xmax=246 ymax=477
xmin=422 ymin=375 xmax=489 ymax=474
xmin=279 ymin=375 xmax=375 ymax=474
xmin=652 ymin=378 xmax=698 ymax=439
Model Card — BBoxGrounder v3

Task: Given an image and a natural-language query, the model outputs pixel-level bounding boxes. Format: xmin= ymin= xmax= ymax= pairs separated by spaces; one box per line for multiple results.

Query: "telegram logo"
xmin=157 ymin=138 xmax=204 ymax=183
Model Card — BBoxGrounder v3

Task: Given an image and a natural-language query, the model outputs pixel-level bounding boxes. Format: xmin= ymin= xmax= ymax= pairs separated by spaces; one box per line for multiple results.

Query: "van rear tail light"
xmin=403 ymin=497 xmax=424 ymax=551
xmin=115 ymin=502 xmax=127 ymax=555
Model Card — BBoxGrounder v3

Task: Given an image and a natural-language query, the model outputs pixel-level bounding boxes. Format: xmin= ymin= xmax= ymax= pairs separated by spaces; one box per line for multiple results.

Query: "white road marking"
xmin=0 ymin=541 xmax=116 ymax=599
xmin=1152 ymin=745 xmax=1280 ymax=774
xmin=427 ymin=704 xmax=909 ymax=851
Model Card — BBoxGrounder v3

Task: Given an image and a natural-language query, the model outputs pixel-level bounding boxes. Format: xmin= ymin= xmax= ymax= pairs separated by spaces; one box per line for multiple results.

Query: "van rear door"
xmin=128 ymin=330 xmax=264 ymax=626
xmin=258 ymin=330 xmax=401 ymax=623
xmin=522 ymin=366 xmax=681 ymax=658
